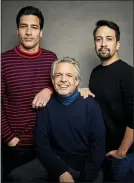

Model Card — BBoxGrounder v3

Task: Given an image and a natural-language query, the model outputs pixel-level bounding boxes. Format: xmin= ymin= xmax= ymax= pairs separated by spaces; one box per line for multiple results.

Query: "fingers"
xmin=32 ymin=96 xmax=47 ymax=108
xmin=84 ymin=89 xmax=90 ymax=98
xmin=39 ymin=101 xmax=46 ymax=107
xmin=32 ymin=96 xmax=38 ymax=108
xmin=106 ymin=150 xmax=117 ymax=157
xmin=78 ymin=88 xmax=84 ymax=96
xmin=32 ymin=88 xmax=52 ymax=108
xmin=106 ymin=151 xmax=113 ymax=156
xmin=8 ymin=137 xmax=20 ymax=147
xmin=89 ymin=91 xmax=95 ymax=98
xmin=78 ymin=88 xmax=95 ymax=99
xmin=106 ymin=152 xmax=110 ymax=156
xmin=34 ymin=101 xmax=46 ymax=108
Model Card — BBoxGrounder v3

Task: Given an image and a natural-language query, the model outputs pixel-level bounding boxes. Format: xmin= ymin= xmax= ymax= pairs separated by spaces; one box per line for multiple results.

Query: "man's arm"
xmin=32 ymin=53 xmax=57 ymax=108
xmin=79 ymin=100 xmax=105 ymax=181
xmin=107 ymin=67 xmax=134 ymax=158
xmin=36 ymin=107 xmax=73 ymax=180
xmin=32 ymin=87 xmax=95 ymax=109
xmin=1 ymin=62 xmax=19 ymax=145
xmin=118 ymin=127 xmax=133 ymax=155
xmin=107 ymin=127 xmax=133 ymax=158
xmin=32 ymin=88 xmax=53 ymax=108
xmin=118 ymin=68 xmax=134 ymax=154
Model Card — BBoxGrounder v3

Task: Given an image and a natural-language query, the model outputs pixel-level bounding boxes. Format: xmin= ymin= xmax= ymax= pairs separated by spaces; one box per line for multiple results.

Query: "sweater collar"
xmin=14 ymin=45 xmax=42 ymax=59
xmin=56 ymin=89 xmax=79 ymax=105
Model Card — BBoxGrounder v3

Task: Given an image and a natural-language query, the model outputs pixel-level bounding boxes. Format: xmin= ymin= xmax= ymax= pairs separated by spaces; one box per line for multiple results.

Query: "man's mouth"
xmin=58 ymin=85 xmax=68 ymax=89
xmin=24 ymin=38 xmax=33 ymax=41
xmin=99 ymin=49 xmax=109 ymax=52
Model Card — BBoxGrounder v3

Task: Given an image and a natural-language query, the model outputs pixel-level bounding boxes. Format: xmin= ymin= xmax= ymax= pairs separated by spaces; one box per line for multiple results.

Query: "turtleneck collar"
xmin=56 ymin=88 xmax=79 ymax=105
xmin=14 ymin=45 xmax=42 ymax=59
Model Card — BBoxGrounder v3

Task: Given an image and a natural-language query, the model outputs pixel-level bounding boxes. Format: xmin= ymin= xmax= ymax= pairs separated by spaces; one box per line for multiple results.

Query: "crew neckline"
xmin=14 ymin=45 xmax=42 ymax=59
xmin=100 ymin=59 xmax=121 ymax=68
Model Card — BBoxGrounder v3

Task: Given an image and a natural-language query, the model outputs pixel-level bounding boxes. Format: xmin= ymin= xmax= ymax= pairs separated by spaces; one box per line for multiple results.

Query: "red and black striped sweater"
xmin=1 ymin=46 xmax=57 ymax=146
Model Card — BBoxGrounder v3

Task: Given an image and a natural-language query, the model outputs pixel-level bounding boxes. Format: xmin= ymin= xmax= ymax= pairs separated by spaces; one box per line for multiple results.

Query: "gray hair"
xmin=51 ymin=57 xmax=81 ymax=79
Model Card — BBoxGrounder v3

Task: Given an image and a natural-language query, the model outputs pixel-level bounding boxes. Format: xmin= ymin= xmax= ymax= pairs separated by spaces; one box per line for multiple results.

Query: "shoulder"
xmin=91 ymin=64 xmax=101 ymax=74
xmin=79 ymin=95 xmax=100 ymax=109
xmin=118 ymin=60 xmax=134 ymax=79
xmin=37 ymin=97 xmax=56 ymax=115
xmin=119 ymin=60 xmax=133 ymax=70
xmin=86 ymin=96 xmax=100 ymax=106
xmin=42 ymin=95 xmax=58 ymax=111
xmin=41 ymin=48 xmax=57 ymax=59
xmin=1 ymin=48 xmax=15 ymax=59
xmin=1 ymin=48 xmax=16 ymax=67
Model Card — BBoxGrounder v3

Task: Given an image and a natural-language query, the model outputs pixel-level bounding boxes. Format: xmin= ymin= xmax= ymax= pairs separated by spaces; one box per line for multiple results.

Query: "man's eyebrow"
xmin=66 ymin=73 xmax=73 ymax=75
xmin=20 ymin=23 xmax=27 ymax=26
xmin=95 ymin=36 xmax=114 ymax=38
xmin=31 ymin=24 xmax=39 ymax=27
xmin=55 ymin=72 xmax=73 ymax=75
xmin=20 ymin=23 xmax=39 ymax=27
xmin=106 ymin=36 xmax=113 ymax=38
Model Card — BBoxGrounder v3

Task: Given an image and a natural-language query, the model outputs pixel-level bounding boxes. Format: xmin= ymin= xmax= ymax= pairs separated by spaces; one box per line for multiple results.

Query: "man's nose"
xmin=61 ymin=75 xmax=67 ymax=82
xmin=101 ymin=39 xmax=107 ymax=47
xmin=25 ymin=27 xmax=32 ymax=35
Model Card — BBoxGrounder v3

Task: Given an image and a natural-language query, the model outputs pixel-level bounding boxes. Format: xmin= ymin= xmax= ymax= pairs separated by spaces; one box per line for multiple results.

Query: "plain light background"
xmin=2 ymin=1 xmax=133 ymax=87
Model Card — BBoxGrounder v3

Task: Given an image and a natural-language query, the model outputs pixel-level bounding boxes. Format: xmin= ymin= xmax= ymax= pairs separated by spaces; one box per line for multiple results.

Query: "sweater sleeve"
xmin=35 ymin=107 xmax=68 ymax=178
xmin=1 ymin=58 xmax=15 ymax=144
xmin=120 ymin=67 xmax=134 ymax=129
xmin=79 ymin=99 xmax=106 ymax=181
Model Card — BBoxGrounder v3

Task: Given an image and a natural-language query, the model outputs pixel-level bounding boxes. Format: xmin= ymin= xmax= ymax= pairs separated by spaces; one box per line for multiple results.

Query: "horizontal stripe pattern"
xmin=2 ymin=46 xmax=57 ymax=146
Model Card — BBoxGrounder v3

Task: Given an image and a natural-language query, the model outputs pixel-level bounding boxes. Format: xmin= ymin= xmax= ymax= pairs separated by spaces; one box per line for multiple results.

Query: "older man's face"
xmin=52 ymin=63 xmax=80 ymax=96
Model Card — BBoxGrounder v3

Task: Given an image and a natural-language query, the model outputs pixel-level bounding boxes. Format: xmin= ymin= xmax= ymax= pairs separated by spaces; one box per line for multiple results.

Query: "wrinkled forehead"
xmin=54 ymin=62 xmax=77 ymax=74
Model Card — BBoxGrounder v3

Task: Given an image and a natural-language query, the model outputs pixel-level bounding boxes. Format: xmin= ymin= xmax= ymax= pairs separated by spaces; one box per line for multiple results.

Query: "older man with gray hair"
xmin=35 ymin=57 xmax=105 ymax=182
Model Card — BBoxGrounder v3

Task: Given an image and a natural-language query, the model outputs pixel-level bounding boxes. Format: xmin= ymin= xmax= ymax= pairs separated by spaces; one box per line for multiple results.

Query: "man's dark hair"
xmin=93 ymin=20 xmax=120 ymax=41
xmin=16 ymin=6 xmax=44 ymax=30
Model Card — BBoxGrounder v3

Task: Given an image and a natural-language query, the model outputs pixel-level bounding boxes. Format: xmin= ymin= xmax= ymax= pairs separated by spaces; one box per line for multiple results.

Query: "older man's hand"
xmin=78 ymin=88 xmax=95 ymax=98
xmin=32 ymin=88 xmax=53 ymax=108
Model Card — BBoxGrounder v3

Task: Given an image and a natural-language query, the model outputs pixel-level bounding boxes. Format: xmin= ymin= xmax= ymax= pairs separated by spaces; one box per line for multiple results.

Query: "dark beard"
xmin=98 ymin=53 xmax=112 ymax=61
xmin=97 ymin=48 xmax=112 ymax=61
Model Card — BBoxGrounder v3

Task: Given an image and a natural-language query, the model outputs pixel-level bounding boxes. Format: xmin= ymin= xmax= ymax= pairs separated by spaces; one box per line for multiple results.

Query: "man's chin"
xmin=22 ymin=43 xmax=37 ymax=50
xmin=23 ymin=45 xmax=35 ymax=50
xmin=59 ymin=92 xmax=69 ymax=96
xmin=98 ymin=54 xmax=111 ymax=61
xmin=57 ymin=90 xmax=70 ymax=96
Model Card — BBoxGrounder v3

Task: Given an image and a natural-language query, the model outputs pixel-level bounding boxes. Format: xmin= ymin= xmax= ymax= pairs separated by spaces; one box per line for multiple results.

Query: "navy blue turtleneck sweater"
xmin=36 ymin=93 xmax=105 ymax=181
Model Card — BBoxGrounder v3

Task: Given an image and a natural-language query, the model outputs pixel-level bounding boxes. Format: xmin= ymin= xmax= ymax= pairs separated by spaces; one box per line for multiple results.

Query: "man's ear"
xmin=116 ymin=41 xmax=120 ymax=51
xmin=17 ymin=29 xmax=19 ymax=36
xmin=51 ymin=76 xmax=54 ymax=85
xmin=40 ymin=30 xmax=43 ymax=38
xmin=76 ymin=78 xmax=80 ymax=87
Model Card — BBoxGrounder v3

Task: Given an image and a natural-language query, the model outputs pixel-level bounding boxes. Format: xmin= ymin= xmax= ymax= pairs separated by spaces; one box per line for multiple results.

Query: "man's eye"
xmin=107 ymin=38 xmax=112 ymax=41
xmin=20 ymin=26 xmax=26 ymax=28
xmin=96 ymin=39 xmax=101 ymax=42
xmin=55 ymin=74 xmax=61 ymax=77
xmin=67 ymin=74 xmax=73 ymax=77
xmin=32 ymin=26 xmax=38 ymax=29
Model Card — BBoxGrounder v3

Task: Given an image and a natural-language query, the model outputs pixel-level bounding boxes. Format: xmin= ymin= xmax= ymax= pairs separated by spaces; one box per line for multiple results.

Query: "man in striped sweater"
xmin=1 ymin=6 xmax=57 ymax=182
